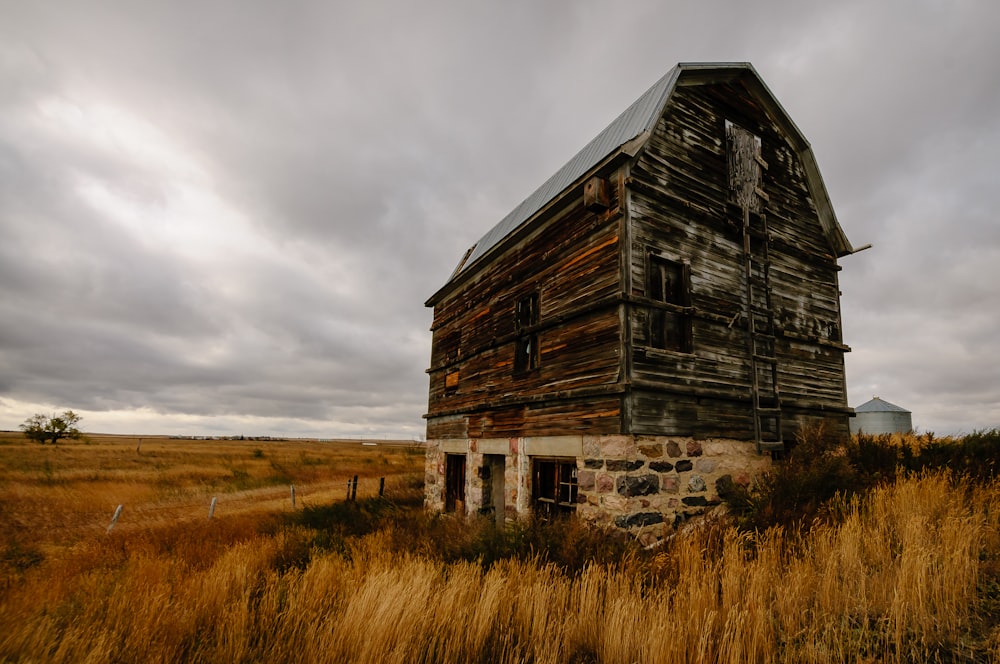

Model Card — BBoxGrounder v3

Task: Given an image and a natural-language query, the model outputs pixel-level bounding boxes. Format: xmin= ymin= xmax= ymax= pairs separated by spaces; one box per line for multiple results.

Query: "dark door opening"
xmin=480 ymin=454 xmax=506 ymax=526
xmin=445 ymin=454 xmax=466 ymax=513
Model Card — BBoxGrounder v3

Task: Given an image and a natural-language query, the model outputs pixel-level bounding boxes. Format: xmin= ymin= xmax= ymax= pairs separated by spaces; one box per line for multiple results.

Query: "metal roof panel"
xmin=854 ymin=397 xmax=911 ymax=413
xmin=454 ymin=66 xmax=681 ymax=274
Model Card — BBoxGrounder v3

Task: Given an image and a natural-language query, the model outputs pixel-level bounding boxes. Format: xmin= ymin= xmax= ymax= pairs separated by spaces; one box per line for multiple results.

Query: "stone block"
xmin=638 ymin=443 xmax=663 ymax=458
xmin=675 ymin=459 xmax=693 ymax=472
xmin=687 ymin=475 xmax=706 ymax=492
xmin=696 ymin=459 xmax=717 ymax=473
xmin=524 ymin=436 xmax=583 ymax=457
xmin=715 ymin=474 xmax=736 ymax=499
xmin=606 ymin=459 xmax=644 ymax=472
xmin=682 ymin=496 xmax=708 ymax=507
xmin=477 ymin=438 xmax=509 ymax=455
xmin=578 ymin=470 xmax=596 ymax=491
xmin=703 ymin=439 xmax=747 ymax=457
xmin=661 ymin=476 xmax=679 ymax=494
xmin=602 ymin=493 xmax=627 ymax=513
xmin=584 ymin=458 xmax=604 ymax=469
xmin=596 ymin=473 xmax=614 ymax=493
xmin=616 ymin=474 xmax=660 ymax=497
xmin=600 ymin=435 xmax=636 ymax=458
xmin=649 ymin=461 xmax=674 ymax=472
xmin=614 ymin=512 xmax=665 ymax=528
xmin=665 ymin=440 xmax=682 ymax=457
xmin=441 ymin=439 xmax=468 ymax=454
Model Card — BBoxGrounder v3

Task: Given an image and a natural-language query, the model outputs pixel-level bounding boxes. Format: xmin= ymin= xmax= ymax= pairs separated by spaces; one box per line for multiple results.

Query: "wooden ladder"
xmin=741 ymin=207 xmax=783 ymax=454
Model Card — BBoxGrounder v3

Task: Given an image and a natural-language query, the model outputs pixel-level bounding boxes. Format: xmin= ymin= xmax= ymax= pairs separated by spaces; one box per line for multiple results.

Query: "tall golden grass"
xmin=2 ymin=433 xmax=999 ymax=662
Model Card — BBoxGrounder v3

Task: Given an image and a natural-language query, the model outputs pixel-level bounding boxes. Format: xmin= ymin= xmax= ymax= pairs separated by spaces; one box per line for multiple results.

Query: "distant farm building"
xmin=424 ymin=62 xmax=857 ymax=536
xmin=850 ymin=397 xmax=912 ymax=435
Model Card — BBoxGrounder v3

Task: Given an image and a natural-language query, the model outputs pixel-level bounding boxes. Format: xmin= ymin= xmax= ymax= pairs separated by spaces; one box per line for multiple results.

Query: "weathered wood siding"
xmin=627 ymin=80 xmax=849 ymax=438
xmin=426 ymin=175 xmax=627 ymax=440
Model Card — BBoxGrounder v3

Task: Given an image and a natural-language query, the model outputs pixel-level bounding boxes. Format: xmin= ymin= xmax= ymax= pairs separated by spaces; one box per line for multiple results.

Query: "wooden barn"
xmin=424 ymin=62 xmax=856 ymax=535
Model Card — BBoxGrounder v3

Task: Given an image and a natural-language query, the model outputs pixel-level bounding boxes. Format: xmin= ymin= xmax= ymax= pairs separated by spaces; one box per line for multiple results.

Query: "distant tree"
xmin=20 ymin=411 xmax=83 ymax=444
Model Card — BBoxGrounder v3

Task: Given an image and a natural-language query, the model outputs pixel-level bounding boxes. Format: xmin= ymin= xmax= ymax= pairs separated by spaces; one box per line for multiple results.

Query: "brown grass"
xmin=0 ymin=431 xmax=423 ymax=560
xmin=2 ymin=431 xmax=999 ymax=662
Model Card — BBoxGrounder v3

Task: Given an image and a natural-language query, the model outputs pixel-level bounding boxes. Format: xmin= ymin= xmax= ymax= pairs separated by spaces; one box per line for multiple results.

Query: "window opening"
xmin=445 ymin=454 xmax=466 ymax=513
xmin=514 ymin=292 xmax=540 ymax=374
xmin=648 ymin=255 xmax=692 ymax=353
xmin=445 ymin=370 xmax=460 ymax=395
xmin=726 ymin=119 xmax=764 ymax=213
xmin=532 ymin=458 xmax=578 ymax=516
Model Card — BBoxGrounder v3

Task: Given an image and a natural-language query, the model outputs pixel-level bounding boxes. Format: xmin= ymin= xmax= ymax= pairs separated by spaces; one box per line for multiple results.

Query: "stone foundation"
xmin=425 ymin=434 xmax=771 ymax=540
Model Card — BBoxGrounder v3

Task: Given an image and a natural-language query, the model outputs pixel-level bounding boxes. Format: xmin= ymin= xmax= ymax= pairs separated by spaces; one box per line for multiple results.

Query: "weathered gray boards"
xmin=424 ymin=63 xmax=855 ymax=535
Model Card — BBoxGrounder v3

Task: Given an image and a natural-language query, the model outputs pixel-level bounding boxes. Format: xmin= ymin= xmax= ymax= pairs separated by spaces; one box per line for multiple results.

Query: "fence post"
xmin=107 ymin=504 xmax=123 ymax=533
xmin=290 ymin=485 xmax=296 ymax=509
xmin=351 ymin=475 xmax=358 ymax=501
xmin=208 ymin=496 xmax=217 ymax=519
xmin=379 ymin=477 xmax=385 ymax=497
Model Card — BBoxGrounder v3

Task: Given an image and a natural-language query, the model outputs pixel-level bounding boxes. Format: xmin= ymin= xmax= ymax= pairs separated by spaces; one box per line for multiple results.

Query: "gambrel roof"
xmin=428 ymin=62 xmax=854 ymax=305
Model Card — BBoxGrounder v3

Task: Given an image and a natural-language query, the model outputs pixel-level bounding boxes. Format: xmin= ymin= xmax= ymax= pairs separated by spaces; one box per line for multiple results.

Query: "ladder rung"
xmin=758 ymin=440 xmax=784 ymax=452
xmin=753 ymin=354 xmax=777 ymax=364
xmin=756 ymin=407 xmax=782 ymax=415
xmin=751 ymin=258 xmax=771 ymax=267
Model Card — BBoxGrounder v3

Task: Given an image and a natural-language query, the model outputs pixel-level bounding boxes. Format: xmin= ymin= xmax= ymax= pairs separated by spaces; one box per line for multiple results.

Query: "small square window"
xmin=532 ymin=458 xmax=577 ymax=516
xmin=444 ymin=370 xmax=460 ymax=394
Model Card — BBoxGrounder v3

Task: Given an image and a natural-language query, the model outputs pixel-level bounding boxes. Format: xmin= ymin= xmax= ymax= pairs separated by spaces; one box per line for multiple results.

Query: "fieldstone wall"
xmin=574 ymin=435 xmax=771 ymax=543
xmin=424 ymin=438 xmax=445 ymax=512
xmin=425 ymin=435 xmax=771 ymax=541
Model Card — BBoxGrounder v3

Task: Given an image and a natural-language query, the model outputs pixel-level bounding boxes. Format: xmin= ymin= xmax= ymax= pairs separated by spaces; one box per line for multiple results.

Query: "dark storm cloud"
xmin=1 ymin=0 xmax=998 ymax=436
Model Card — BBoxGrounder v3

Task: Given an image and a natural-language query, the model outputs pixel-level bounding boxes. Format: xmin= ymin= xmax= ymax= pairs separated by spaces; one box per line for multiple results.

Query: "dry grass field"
xmin=0 ymin=431 xmax=423 ymax=563
xmin=2 ymin=430 xmax=1000 ymax=663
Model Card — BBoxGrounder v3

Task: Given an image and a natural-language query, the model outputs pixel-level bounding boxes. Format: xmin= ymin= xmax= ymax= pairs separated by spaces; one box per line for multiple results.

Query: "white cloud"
xmin=1 ymin=0 xmax=998 ymax=438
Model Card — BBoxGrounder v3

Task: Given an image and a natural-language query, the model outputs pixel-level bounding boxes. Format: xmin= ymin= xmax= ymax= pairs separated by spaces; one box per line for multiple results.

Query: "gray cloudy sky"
xmin=1 ymin=1 xmax=998 ymax=438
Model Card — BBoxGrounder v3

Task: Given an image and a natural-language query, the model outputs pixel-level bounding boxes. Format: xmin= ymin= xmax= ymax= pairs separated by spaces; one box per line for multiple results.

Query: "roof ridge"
xmin=855 ymin=397 xmax=910 ymax=413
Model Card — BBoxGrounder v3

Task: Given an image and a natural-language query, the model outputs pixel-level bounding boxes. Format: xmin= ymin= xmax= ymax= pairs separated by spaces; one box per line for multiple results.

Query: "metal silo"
xmin=850 ymin=397 xmax=913 ymax=435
